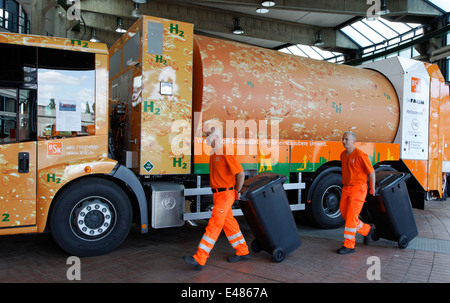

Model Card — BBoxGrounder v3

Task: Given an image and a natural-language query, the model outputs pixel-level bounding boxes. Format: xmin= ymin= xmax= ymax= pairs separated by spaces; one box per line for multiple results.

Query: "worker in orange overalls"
xmin=338 ymin=131 xmax=376 ymax=254
xmin=183 ymin=125 xmax=250 ymax=269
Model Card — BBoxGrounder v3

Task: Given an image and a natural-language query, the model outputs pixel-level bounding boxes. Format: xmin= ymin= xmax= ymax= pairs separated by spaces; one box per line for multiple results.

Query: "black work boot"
xmin=227 ymin=254 xmax=250 ymax=263
xmin=183 ymin=256 xmax=203 ymax=270
xmin=337 ymin=246 xmax=355 ymax=254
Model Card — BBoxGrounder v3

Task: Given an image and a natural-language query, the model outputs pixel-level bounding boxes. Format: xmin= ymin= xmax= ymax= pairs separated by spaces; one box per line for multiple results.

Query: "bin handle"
xmin=240 ymin=175 xmax=274 ymax=201
xmin=378 ymin=173 xmax=404 ymax=185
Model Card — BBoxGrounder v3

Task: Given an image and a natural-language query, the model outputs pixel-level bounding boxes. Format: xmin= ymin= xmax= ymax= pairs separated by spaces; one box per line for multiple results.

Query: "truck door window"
xmin=0 ymin=89 xmax=17 ymax=143
xmin=0 ymin=43 xmax=37 ymax=145
xmin=0 ymin=42 xmax=96 ymax=141
xmin=0 ymin=88 xmax=36 ymax=144
xmin=18 ymin=89 xmax=35 ymax=141
xmin=37 ymin=48 xmax=96 ymax=140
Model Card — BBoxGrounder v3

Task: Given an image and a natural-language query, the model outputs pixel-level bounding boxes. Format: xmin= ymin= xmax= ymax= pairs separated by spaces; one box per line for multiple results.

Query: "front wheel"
xmin=50 ymin=178 xmax=133 ymax=257
xmin=272 ymin=247 xmax=285 ymax=263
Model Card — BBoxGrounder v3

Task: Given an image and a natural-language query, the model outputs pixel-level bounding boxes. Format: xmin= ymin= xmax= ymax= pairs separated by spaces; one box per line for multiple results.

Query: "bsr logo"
xmin=48 ymin=142 xmax=63 ymax=156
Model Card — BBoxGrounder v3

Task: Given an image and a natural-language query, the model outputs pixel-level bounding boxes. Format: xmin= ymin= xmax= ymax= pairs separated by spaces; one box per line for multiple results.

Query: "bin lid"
xmin=240 ymin=173 xmax=287 ymax=201
xmin=375 ymin=171 xmax=410 ymax=191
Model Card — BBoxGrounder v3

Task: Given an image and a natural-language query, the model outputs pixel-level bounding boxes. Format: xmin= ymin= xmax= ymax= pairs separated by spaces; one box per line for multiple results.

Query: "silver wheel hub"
xmin=71 ymin=197 xmax=115 ymax=240
xmin=321 ymin=185 xmax=342 ymax=219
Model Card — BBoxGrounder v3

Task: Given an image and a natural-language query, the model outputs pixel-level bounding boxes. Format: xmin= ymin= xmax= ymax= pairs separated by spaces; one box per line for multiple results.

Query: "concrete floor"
xmin=0 ymin=199 xmax=449 ymax=285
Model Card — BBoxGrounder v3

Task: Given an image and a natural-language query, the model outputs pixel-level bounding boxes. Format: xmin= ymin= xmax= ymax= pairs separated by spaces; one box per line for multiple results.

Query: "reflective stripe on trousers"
xmin=344 ymin=221 xmax=363 ymax=240
xmin=193 ymin=190 xmax=249 ymax=265
xmin=228 ymin=231 xmax=246 ymax=248
xmin=340 ymin=185 xmax=371 ymax=249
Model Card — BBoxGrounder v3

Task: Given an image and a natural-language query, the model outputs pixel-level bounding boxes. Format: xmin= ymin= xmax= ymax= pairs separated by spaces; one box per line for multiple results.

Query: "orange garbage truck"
xmin=0 ymin=15 xmax=448 ymax=256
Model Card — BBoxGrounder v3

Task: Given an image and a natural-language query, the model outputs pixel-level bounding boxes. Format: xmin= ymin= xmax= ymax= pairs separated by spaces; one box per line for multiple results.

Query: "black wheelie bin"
xmin=363 ymin=171 xmax=418 ymax=248
xmin=239 ymin=172 xmax=301 ymax=262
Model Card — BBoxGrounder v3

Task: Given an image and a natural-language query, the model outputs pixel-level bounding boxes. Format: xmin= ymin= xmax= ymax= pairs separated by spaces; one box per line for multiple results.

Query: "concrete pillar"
xmin=52 ymin=5 xmax=68 ymax=38
xmin=30 ymin=0 xmax=56 ymax=35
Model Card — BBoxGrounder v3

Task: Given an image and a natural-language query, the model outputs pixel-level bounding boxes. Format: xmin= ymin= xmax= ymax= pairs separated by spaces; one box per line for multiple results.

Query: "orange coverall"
xmin=193 ymin=146 xmax=249 ymax=266
xmin=340 ymin=148 xmax=374 ymax=249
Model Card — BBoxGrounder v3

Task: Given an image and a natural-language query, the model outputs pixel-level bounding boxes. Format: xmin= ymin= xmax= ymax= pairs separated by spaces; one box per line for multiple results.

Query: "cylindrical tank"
xmin=193 ymin=35 xmax=399 ymax=143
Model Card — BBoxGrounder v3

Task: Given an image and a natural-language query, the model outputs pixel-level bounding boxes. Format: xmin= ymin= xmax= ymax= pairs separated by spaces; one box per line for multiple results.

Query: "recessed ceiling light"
xmin=261 ymin=1 xmax=275 ymax=7
xmin=256 ymin=7 xmax=269 ymax=13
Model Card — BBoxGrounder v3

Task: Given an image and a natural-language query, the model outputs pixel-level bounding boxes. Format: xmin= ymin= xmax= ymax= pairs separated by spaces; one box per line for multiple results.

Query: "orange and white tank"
xmin=193 ymin=35 xmax=399 ymax=143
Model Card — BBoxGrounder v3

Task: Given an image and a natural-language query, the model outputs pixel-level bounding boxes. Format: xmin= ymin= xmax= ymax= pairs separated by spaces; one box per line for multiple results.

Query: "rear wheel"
xmin=307 ymin=173 xmax=344 ymax=229
xmin=50 ymin=178 xmax=133 ymax=257
xmin=398 ymin=235 xmax=409 ymax=249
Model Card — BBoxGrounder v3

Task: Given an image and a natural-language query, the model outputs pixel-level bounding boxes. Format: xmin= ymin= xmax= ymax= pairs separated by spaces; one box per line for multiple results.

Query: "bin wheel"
xmin=371 ymin=229 xmax=380 ymax=241
xmin=398 ymin=235 xmax=409 ymax=249
xmin=251 ymin=239 xmax=262 ymax=253
xmin=272 ymin=247 xmax=285 ymax=263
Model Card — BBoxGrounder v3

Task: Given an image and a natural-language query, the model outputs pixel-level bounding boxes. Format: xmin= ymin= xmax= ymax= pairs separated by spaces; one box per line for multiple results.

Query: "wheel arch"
xmin=109 ymin=164 xmax=149 ymax=233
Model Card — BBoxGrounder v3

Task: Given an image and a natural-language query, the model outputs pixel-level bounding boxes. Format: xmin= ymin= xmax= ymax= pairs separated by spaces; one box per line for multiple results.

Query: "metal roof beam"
xmin=78 ymin=0 xmax=358 ymax=49
xmin=180 ymin=0 xmax=442 ymax=16
xmin=75 ymin=0 xmax=443 ymax=50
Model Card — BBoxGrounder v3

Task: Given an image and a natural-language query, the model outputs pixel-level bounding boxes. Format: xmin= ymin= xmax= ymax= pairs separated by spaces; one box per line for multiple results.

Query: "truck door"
xmin=0 ymin=87 xmax=37 ymax=229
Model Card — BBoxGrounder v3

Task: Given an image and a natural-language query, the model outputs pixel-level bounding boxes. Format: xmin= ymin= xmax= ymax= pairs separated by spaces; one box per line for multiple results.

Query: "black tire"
xmin=50 ymin=178 xmax=133 ymax=257
xmin=272 ymin=247 xmax=285 ymax=263
xmin=398 ymin=235 xmax=409 ymax=249
xmin=307 ymin=173 xmax=345 ymax=229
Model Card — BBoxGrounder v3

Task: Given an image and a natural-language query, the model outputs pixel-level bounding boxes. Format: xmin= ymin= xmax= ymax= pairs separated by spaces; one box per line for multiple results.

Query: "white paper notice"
xmin=56 ymin=99 xmax=81 ymax=132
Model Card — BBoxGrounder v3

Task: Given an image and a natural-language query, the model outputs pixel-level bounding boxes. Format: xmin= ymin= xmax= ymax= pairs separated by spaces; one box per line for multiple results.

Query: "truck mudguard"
xmin=111 ymin=164 xmax=149 ymax=233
